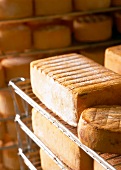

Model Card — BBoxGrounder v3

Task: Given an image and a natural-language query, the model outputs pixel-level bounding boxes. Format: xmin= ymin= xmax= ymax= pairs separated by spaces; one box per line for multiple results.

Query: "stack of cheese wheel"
xmin=111 ymin=0 xmax=121 ymax=6
xmin=33 ymin=24 xmax=72 ymax=50
xmin=74 ymin=0 xmax=111 ymax=11
xmin=32 ymin=108 xmax=93 ymax=170
xmin=34 ymin=0 xmax=72 ymax=16
xmin=2 ymin=141 xmax=20 ymax=170
xmin=0 ymin=0 xmax=33 ymax=20
xmin=1 ymin=55 xmax=40 ymax=84
xmin=0 ymin=63 xmax=6 ymax=88
xmin=30 ymin=53 xmax=121 ymax=169
xmin=104 ymin=45 xmax=121 ymax=74
xmin=0 ymin=23 xmax=32 ymax=53
xmin=73 ymin=14 xmax=112 ymax=42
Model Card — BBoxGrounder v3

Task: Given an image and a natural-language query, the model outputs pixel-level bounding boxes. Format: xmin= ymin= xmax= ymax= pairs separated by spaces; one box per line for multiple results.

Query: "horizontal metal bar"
xmin=9 ymin=78 xmax=116 ymax=170
xmin=15 ymin=114 xmax=68 ymax=170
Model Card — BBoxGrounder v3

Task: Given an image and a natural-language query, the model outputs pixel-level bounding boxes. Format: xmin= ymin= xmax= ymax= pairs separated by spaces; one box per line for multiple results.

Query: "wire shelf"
xmin=9 ymin=77 xmax=121 ymax=170
xmin=0 ymin=36 xmax=121 ymax=59
xmin=0 ymin=6 xmax=121 ymax=24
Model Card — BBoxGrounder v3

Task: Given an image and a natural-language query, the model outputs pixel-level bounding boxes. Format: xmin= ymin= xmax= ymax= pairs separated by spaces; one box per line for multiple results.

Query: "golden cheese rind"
xmin=78 ymin=105 xmax=121 ymax=154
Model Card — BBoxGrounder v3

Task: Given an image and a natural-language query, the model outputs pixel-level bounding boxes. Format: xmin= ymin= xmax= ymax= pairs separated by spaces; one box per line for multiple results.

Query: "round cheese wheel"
xmin=35 ymin=0 xmax=72 ymax=16
xmin=0 ymin=0 xmax=33 ymax=20
xmin=78 ymin=105 xmax=121 ymax=154
xmin=0 ymin=23 xmax=32 ymax=53
xmin=73 ymin=14 xmax=112 ymax=42
xmin=0 ymin=88 xmax=24 ymax=118
xmin=1 ymin=55 xmax=39 ymax=83
xmin=111 ymin=0 xmax=121 ymax=6
xmin=114 ymin=12 xmax=121 ymax=33
xmin=0 ymin=63 xmax=6 ymax=88
xmin=3 ymin=142 xmax=20 ymax=170
xmin=33 ymin=25 xmax=72 ymax=50
xmin=74 ymin=0 xmax=111 ymax=11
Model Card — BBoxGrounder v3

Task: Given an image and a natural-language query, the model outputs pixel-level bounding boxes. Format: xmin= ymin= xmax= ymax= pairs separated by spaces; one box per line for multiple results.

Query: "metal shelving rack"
xmin=9 ymin=77 xmax=121 ymax=170
xmin=1 ymin=5 xmax=121 ymax=170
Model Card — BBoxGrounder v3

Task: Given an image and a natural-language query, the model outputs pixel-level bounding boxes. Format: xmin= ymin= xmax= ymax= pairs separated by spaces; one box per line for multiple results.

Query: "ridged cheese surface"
xmin=31 ymin=53 xmax=121 ymax=126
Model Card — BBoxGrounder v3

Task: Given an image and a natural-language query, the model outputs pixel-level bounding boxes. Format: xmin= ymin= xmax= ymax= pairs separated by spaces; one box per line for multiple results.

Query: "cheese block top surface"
xmin=105 ymin=45 xmax=121 ymax=57
xmin=31 ymin=53 xmax=121 ymax=126
xmin=80 ymin=105 xmax=121 ymax=132
xmin=31 ymin=53 xmax=121 ymax=94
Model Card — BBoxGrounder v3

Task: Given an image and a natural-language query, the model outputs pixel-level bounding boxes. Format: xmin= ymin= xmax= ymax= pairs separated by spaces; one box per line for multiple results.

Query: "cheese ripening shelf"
xmin=9 ymin=77 xmax=119 ymax=170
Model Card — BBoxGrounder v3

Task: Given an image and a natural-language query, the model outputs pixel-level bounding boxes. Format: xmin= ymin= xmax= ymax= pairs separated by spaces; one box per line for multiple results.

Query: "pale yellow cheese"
xmin=0 ymin=23 xmax=32 ymax=53
xmin=73 ymin=14 xmax=112 ymax=42
xmin=32 ymin=108 xmax=93 ymax=170
xmin=35 ymin=0 xmax=72 ymax=16
xmin=31 ymin=53 xmax=121 ymax=126
xmin=33 ymin=25 xmax=71 ymax=50
xmin=105 ymin=45 xmax=121 ymax=75
xmin=40 ymin=149 xmax=71 ymax=170
xmin=0 ymin=0 xmax=33 ymax=20
xmin=74 ymin=0 xmax=111 ymax=11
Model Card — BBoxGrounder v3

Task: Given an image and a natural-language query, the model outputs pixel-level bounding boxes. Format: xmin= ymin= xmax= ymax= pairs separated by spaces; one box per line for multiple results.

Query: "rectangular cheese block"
xmin=32 ymin=108 xmax=93 ymax=170
xmin=105 ymin=45 xmax=121 ymax=75
xmin=30 ymin=53 xmax=121 ymax=126
xmin=40 ymin=149 xmax=71 ymax=170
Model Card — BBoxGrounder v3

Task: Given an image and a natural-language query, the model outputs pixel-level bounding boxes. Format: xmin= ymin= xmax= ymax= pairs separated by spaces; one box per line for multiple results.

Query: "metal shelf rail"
xmin=0 ymin=6 xmax=121 ymax=24
xmin=0 ymin=35 xmax=121 ymax=59
xmin=15 ymin=114 xmax=70 ymax=170
xmin=9 ymin=77 xmax=121 ymax=170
